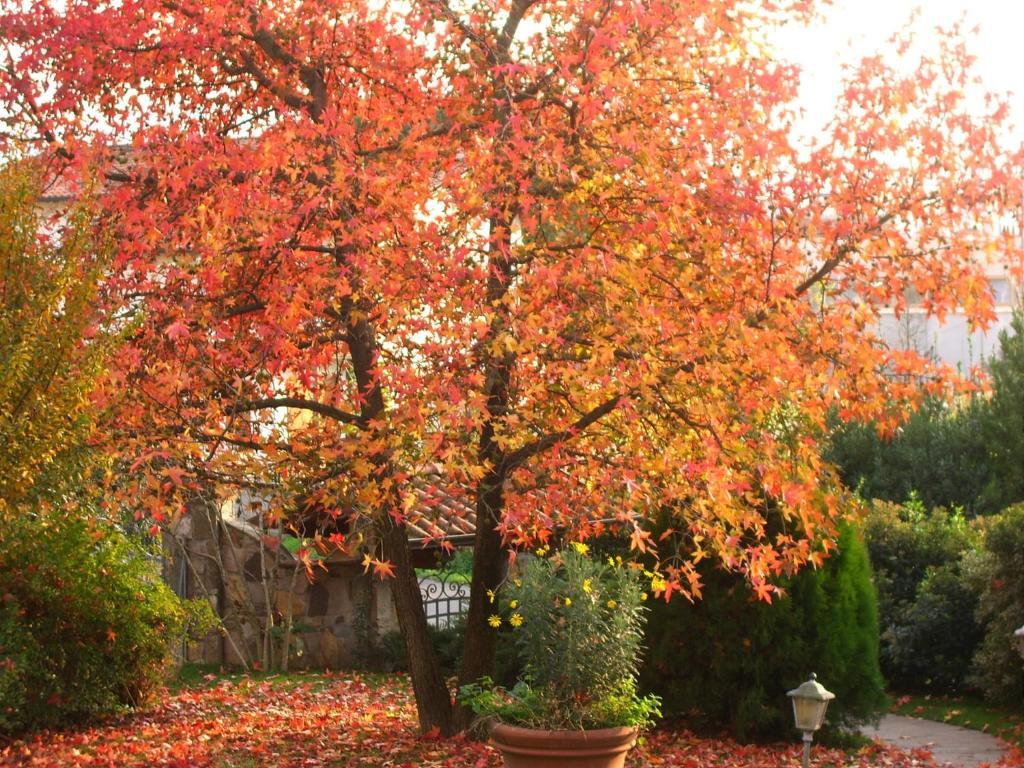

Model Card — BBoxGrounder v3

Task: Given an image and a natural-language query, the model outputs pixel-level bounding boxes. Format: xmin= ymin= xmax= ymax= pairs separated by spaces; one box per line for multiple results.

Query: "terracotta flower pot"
xmin=489 ymin=722 xmax=638 ymax=768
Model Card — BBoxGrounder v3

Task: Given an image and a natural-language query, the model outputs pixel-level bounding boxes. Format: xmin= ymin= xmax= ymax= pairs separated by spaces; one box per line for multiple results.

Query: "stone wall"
xmin=169 ymin=513 xmax=401 ymax=670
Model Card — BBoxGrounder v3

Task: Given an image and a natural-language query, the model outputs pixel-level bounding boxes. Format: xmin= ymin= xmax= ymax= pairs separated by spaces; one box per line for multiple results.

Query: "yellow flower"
xmin=509 ymin=613 xmax=524 ymax=628
xmin=641 ymin=592 xmax=648 ymax=602
xmin=487 ymin=589 xmax=496 ymax=604
xmin=488 ymin=615 xmax=502 ymax=628
xmin=651 ymin=574 xmax=667 ymax=593
xmin=513 ymin=579 xmax=522 ymax=588
xmin=563 ymin=597 xmax=572 ymax=606
xmin=509 ymin=600 xmax=518 ymax=609
xmin=607 ymin=599 xmax=617 ymax=609
xmin=582 ymin=578 xmax=592 ymax=594
xmin=571 ymin=541 xmax=589 ymax=555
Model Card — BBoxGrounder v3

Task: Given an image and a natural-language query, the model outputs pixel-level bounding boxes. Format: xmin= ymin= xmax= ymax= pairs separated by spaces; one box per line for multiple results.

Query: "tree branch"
xmin=502 ymin=392 xmax=624 ymax=472
xmin=226 ymin=397 xmax=363 ymax=425
xmin=498 ymin=0 xmax=537 ymax=53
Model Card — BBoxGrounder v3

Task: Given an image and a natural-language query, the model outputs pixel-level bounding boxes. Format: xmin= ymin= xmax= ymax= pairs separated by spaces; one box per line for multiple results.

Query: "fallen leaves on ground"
xmin=635 ymin=731 xmax=940 ymax=767
xmin=0 ymin=673 xmax=981 ymax=767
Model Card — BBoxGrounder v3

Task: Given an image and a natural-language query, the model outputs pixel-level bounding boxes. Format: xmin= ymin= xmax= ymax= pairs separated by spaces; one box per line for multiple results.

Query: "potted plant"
xmin=459 ymin=544 xmax=661 ymax=768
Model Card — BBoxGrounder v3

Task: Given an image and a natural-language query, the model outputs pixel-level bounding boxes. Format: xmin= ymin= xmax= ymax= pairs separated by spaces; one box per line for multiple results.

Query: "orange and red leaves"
xmin=0 ymin=673 xmax=956 ymax=768
xmin=4 ymin=0 xmax=1022 ymax=605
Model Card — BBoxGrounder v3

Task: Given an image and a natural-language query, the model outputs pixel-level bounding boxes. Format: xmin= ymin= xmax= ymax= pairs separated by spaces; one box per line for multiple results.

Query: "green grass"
xmin=890 ymin=692 xmax=1024 ymax=748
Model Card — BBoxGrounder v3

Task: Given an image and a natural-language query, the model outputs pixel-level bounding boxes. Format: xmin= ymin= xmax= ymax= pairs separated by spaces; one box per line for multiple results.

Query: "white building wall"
xmin=876 ymin=306 xmax=1016 ymax=373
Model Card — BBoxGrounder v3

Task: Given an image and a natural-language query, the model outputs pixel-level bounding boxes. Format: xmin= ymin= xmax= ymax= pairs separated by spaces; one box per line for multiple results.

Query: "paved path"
xmin=861 ymin=714 xmax=1009 ymax=768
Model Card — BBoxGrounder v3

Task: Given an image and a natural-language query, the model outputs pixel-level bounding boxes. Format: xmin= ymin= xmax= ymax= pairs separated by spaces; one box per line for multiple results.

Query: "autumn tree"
xmin=0 ymin=160 xmax=109 ymax=513
xmin=2 ymin=0 xmax=1021 ymax=733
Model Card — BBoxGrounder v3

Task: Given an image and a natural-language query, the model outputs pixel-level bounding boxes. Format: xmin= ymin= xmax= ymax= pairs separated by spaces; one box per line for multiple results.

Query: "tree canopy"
xmin=2 ymin=0 xmax=1021 ymax=732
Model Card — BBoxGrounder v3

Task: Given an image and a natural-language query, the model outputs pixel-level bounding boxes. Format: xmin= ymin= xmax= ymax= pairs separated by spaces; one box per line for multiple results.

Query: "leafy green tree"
xmin=826 ymin=400 xmax=994 ymax=515
xmin=982 ymin=311 xmax=1024 ymax=511
xmin=0 ymin=163 xmax=208 ymax=734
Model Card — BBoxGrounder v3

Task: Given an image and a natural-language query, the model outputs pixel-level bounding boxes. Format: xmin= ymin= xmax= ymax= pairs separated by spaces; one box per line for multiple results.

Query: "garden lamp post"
xmin=787 ymin=673 xmax=835 ymax=768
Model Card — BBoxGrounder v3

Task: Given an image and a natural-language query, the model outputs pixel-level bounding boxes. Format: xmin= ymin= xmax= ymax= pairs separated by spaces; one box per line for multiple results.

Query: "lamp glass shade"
xmin=791 ymin=696 xmax=829 ymax=732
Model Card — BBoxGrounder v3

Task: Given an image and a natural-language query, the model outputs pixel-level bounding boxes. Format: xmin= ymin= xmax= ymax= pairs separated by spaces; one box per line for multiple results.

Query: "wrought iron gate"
xmin=418 ymin=571 xmax=470 ymax=629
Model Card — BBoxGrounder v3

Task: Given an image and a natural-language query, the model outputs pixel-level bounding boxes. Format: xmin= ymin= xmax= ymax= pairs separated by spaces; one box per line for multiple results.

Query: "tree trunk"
xmin=456 ymin=211 xmax=516 ymax=729
xmin=456 ymin=472 xmax=507 ymax=729
xmin=345 ymin=307 xmax=455 ymax=733
xmin=382 ymin=519 xmax=455 ymax=734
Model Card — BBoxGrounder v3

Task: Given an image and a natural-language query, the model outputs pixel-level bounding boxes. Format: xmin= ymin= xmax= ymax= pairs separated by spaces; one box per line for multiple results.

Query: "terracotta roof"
xmin=404 ymin=466 xmax=477 ymax=546
xmin=38 ymin=148 xmax=135 ymax=203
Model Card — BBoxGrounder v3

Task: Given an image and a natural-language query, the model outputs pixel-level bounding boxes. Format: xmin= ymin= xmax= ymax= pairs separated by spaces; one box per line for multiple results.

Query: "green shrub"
xmin=882 ymin=563 xmax=983 ymax=692
xmin=967 ymin=505 xmax=1024 ymax=706
xmin=639 ymin=523 xmax=885 ymax=742
xmin=862 ymin=499 xmax=981 ymax=692
xmin=0 ymin=509 xmax=188 ymax=734
xmin=377 ymin=621 xmax=466 ymax=676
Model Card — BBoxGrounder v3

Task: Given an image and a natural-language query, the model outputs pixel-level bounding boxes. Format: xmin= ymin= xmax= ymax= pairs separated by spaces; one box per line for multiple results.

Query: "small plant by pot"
xmin=459 ymin=544 xmax=661 ymax=768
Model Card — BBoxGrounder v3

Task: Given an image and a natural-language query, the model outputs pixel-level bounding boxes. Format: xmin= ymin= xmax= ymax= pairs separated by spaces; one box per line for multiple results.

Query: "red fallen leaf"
xmin=421 ymin=725 xmax=442 ymax=741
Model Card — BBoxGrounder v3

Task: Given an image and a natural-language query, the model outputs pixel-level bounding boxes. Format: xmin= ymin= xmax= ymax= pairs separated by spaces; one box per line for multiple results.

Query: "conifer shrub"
xmin=639 ymin=524 xmax=885 ymax=742
xmin=983 ymin=313 xmax=1024 ymax=512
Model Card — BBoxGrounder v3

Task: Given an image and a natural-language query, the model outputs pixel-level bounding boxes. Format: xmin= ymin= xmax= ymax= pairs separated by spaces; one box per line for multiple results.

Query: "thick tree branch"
xmin=426 ymin=0 xmax=497 ymax=64
xmin=222 ymin=300 xmax=267 ymax=319
xmin=502 ymin=392 xmax=624 ymax=472
xmin=497 ymin=0 xmax=537 ymax=53
xmin=226 ymin=397 xmax=363 ymax=425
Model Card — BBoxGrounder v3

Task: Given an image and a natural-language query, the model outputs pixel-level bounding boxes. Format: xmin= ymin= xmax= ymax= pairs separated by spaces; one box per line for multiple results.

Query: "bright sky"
xmin=771 ymin=0 xmax=1024 ymax=144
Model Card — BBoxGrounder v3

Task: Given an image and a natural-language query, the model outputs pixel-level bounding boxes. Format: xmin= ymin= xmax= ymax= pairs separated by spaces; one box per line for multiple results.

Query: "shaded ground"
xmin=0 ymin=672 xmax=994 ymax=767
xmin=890 ymin=694 xmax=1024 ymax=751
xmin=862 ymin=715 xmax=1020 ymax=768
